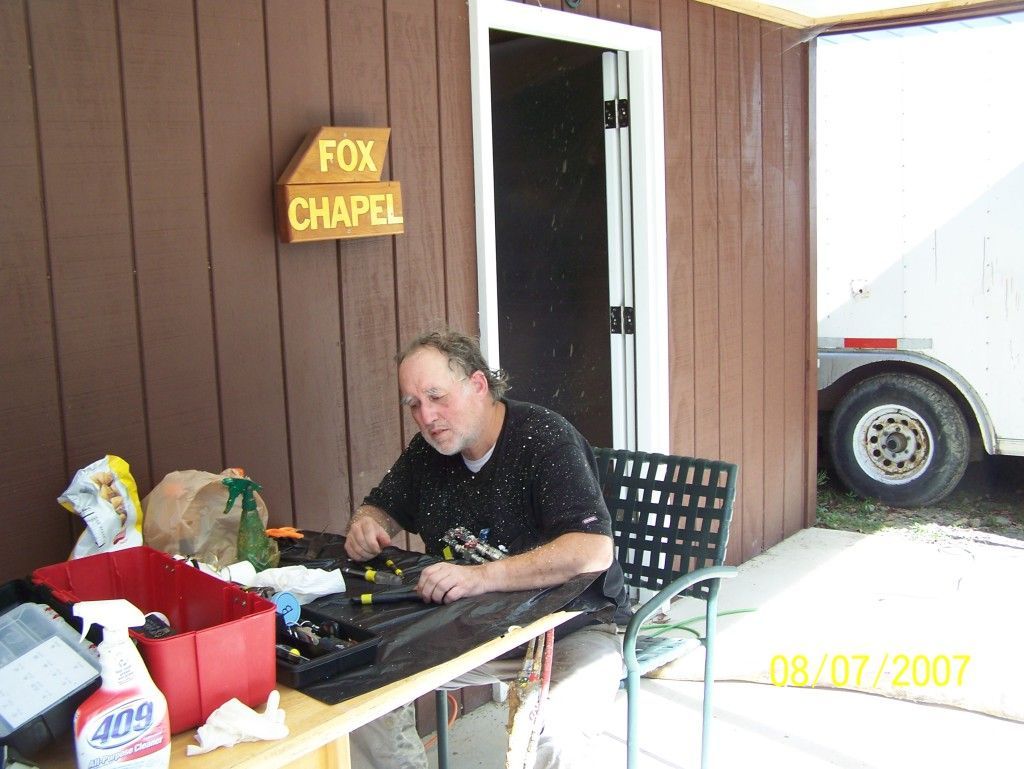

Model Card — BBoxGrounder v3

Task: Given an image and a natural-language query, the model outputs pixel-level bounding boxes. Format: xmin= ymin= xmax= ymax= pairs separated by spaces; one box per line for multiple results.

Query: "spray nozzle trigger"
xmin=222 ymin=476 xmax=262 ymax=515
xmin=73 ymin=599 xmax=146 ymax=645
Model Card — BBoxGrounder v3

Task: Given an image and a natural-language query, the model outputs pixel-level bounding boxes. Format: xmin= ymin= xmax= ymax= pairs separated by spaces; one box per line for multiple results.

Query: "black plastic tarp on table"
xmin=278 ymin=534 xmax=615 ymax=705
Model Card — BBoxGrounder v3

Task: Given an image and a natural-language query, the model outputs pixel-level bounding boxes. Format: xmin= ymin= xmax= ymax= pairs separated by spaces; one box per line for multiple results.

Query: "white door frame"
xmin=468 ymin=0 xmax=669 ymax=453
xmin=603 ymin=50 xmax=638 ymax=451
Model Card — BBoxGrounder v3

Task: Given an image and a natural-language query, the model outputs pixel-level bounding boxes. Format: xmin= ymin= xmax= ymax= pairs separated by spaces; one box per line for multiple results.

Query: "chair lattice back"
xmin=594 ymin=448 xmax=737 ymax=601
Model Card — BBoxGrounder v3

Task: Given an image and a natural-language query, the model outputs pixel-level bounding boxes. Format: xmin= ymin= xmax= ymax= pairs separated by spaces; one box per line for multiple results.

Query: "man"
xmin=346 ymin=328 xmax=625 ymax=769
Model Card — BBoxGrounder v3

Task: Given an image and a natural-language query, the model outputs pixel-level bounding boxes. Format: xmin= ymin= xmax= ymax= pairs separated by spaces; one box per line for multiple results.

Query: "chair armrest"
xmin=623 ymin=565 xmax=737 ymax=662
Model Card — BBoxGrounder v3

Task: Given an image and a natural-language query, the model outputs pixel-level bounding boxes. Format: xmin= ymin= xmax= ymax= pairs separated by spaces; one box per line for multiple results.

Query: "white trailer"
xmin=815 ymin=13 xmax=1024 ymax=507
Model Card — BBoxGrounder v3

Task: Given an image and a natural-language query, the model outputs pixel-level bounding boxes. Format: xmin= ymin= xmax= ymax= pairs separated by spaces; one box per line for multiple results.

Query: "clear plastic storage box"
xmin=0 ymin=595 xmax=101 ymax=757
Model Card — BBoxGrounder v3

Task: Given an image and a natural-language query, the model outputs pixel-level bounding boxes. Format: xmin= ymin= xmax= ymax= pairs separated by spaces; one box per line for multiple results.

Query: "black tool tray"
xmin=275 ymin=609 xmax=380 ymax=689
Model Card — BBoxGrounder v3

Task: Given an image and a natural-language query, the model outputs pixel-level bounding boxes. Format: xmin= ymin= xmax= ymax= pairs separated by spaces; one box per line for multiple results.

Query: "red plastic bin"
xmin=31 ymin=546 xmax=276 ymax=735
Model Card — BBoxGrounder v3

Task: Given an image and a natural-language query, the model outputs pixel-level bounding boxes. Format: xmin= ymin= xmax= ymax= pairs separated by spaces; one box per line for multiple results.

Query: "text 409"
xmin=88 ymin=699 xmax=155 ymax=749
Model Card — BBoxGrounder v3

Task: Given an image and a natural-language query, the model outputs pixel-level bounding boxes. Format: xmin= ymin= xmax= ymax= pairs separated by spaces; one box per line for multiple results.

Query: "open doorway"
xmin=469 ymin=0 xmax=670 ymax=452
xmin=489 ymin=33 xmax=612 ymax=446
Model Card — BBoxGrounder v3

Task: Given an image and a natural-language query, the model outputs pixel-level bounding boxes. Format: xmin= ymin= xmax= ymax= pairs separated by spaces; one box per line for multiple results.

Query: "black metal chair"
xmin=593 ymin=447 xmax=738 ymax=769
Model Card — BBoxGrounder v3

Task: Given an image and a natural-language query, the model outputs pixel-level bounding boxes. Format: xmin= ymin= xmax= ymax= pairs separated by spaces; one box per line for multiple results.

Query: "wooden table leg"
xmin=282 ymin=734 xmax=351 ymax=769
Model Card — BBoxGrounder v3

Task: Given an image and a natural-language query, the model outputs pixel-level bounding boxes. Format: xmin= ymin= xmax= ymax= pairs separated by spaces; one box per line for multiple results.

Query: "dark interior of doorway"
xmin=490 ymin=31 xmax=613 ymax=448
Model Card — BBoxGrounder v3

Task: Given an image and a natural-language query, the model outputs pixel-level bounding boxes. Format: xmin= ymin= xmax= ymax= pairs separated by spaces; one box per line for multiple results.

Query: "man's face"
xmin=398 ymin=347 xmax=488 ymax=456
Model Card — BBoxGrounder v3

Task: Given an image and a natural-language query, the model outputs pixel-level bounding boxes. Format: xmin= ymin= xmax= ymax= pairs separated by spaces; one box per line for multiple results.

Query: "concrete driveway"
xmin=427 ymin=527 xmax=1024 ymax=768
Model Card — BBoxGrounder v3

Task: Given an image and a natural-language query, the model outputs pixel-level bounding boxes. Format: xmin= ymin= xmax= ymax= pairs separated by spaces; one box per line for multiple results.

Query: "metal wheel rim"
xmin=851 ymin=403 xmax=933 ymax=486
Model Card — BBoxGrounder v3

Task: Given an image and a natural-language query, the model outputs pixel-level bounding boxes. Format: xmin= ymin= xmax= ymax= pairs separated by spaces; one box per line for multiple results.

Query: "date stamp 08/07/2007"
xmin=769 ymin=653 xmax=971 ymax=689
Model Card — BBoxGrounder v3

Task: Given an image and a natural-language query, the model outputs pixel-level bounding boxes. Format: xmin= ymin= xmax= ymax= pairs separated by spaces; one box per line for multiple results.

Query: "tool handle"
xmin=341 ymin=566 xmax=397 ymax=584
xmin=350 ymin=587 xmax=422 ymax=605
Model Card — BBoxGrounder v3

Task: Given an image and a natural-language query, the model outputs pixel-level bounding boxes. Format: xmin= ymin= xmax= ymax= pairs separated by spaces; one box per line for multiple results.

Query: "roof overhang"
xmin=697 ymin=0 xmax=1024 ymax=31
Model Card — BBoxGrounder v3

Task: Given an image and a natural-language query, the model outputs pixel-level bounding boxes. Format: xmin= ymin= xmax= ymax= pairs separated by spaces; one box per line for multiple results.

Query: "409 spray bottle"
xmin=72 ymin=600 xmax=170 ymax=769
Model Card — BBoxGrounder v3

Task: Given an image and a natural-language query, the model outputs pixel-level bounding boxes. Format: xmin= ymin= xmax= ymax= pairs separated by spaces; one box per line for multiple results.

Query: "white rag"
xmin=185 ymin=559 xmax=347 ymax=604
xmin=242 ymin=564 xmax=346 ymax=604
xmin=186 ymin=690 xmax=289 ymax=756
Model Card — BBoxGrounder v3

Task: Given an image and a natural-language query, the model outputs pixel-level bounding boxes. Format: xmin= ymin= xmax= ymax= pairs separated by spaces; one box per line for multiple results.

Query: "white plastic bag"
xmin=59 ymin=455 xmax=144 ymax=558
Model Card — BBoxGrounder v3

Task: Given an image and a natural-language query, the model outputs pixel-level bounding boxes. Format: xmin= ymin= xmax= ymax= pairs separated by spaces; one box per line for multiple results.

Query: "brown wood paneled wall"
xmin=660 ymin=1 xmax=814 ymax=563
xmin=0 ymin=0 xmax=812 ymax=581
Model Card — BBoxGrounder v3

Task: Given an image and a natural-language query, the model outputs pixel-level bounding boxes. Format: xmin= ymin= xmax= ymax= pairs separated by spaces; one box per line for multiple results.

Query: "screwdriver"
xmin=382 ymin=557 xmax=404 ymax=577
xmin=340 ymin=566 xmax=403 ymax=586
xmin=275 ymin=644 xmax=310 ymax=664
xmin=350 ymin=587 xmax=423 ymax=605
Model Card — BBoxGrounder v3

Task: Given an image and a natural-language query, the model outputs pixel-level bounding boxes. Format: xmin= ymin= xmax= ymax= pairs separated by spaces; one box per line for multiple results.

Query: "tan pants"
xmin=349 ymin=623 xmax=623 ymax=769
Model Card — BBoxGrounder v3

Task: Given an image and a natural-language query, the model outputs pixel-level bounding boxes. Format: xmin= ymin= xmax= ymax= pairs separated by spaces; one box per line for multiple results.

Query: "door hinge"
xmin=604 ymin=100 xmax=617 ymax=129
xmin=605 ymin=98 xmax=630 ymax=129
xmin=610 ymin=306 xmax=635 ymax=335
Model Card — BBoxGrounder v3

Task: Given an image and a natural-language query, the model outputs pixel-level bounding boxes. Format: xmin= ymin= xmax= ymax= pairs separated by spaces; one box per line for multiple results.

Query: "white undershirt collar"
xmin=463 ymin=443 xmax=495 ymax=473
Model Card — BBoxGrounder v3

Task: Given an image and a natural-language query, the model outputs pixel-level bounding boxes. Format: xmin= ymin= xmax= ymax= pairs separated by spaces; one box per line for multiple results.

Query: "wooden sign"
xmin=276 ymin=127 xmax=404 ymax=243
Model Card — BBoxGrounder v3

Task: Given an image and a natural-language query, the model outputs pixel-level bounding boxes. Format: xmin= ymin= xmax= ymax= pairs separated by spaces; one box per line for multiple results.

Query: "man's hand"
xmin=344 ymin=514 xmax=392 ymax=561
xmin=417 ymin=561 xmax=490 ymax=604
xmin=419 ymin=532 xmax=613 ymax=598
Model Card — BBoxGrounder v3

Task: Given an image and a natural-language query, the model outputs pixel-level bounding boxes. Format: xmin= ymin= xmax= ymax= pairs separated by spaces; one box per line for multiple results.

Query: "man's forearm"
xmin=478 ymin=532 xmax=613 ymax=592
xmin=348 ymin=504 xmax=401 ymax=537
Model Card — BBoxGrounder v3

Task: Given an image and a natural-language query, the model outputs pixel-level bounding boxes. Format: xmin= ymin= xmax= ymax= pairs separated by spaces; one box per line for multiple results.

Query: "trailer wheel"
xmin=828 ymin=373 xmax=969 ymax=507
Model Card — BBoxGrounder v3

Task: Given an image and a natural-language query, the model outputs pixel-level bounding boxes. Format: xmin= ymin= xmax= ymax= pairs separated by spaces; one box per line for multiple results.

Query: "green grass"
xmin=815 ymin=470 xmax=903 ymax=535
xmin=814 ymin=467 xmax=1024 ymax=541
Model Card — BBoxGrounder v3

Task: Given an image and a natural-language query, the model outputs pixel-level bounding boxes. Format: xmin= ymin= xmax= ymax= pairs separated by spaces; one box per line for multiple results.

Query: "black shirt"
xmin=363 ymin=399 xmax=627 ymax=623
xmin=364 ymin=399 xmax=612 ymax=556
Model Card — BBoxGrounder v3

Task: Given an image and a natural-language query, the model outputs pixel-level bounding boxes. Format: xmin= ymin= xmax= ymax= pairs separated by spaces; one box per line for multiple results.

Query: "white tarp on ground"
xmin=653 ymin=527 xmax=1024 ymax=722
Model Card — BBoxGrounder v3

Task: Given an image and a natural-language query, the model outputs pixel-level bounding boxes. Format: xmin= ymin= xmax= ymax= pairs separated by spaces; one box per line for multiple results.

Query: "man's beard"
xmin=423 ymin=421 xmax=480 ymax=457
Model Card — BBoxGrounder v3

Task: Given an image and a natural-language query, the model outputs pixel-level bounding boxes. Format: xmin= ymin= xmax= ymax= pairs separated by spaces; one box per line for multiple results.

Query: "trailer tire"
xmin=828 ymin=373 xmax=969 ymax=507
